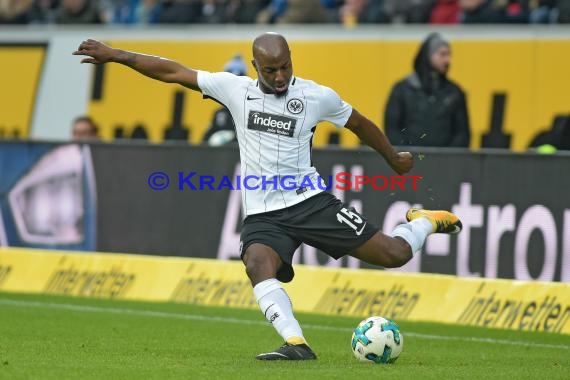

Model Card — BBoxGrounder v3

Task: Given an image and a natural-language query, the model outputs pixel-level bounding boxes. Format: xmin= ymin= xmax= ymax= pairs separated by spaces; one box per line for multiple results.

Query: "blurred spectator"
xmin=55 ymin=0 xmax=105 ymax=24
xmin=529 ymin=115 xmax=570 ymax=151
xmin=256 ymin=0 xmax=287 ymax=23
xmin=224 ymin=0 xmax=268 ymax=23
xmin=338 ymin=0 xmax=368 ymax=26
xmin=383 ymin=0 xmax=436 ymax=23
xmin=336 ymin=0 xmax=436 ymax=24
xmin=460 ymin=0 xmax=530 ymax=23
xmin=501 ymin=0 xmax=530 ymax=23
xmin=153 ymin=0 xmax=201 ymax=23
xmin=320 ymin=0 xmax=344 ymax=22
xmin=7 ymin=0 xmax=570 ymax=24
xmin=384 ymin=33 xmax=471 ymax=147
xmin=139 ymin=0 xmax=162 ymax=22
xmin=102 ymin=0 xmax=140 ymax=24
xmin=430 ymin=0 xmax=461 ymax=23
xmin=199 ymin=0 xmax=227 ymax=23
xmin=72 ymin=115 xmax=100 ymax=141
xmin=28 ymin=0 xmax=60 ymax=24
xmin=275 ymin=0 xmax=329 ymax=23
xmin=558 ymin=0 xmax=570 ymax=22
xmin=223 ymin=53 xmax=248 ymax=76
xmin=100 ymin=0 xmax=161 ymax=24
xmin=529 ymin=0 xmax=558 ymax=23
xmin=202 ymin=54 xmax=248 ymax=146
xmin=460 ymin=0 xmax=502 ymax=22
xmin=358 ymin=0 xmax=391 ymax=23
xmin=0 ymin=0 xmax=33 ymax=24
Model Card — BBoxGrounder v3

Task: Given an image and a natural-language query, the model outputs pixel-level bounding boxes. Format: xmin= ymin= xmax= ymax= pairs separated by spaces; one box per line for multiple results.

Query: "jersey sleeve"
xmin=197 ymin=71 xmax=240 ymax=106
xmin=318 ymin=85 xmax=353 ymax=128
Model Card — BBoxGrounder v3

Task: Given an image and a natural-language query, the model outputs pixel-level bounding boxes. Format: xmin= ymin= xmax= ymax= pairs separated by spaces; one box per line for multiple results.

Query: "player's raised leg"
xmin=351 ymin=208 xmax=462 ymax=266
xmin=243 ymin=243 xmax=317 ymax=361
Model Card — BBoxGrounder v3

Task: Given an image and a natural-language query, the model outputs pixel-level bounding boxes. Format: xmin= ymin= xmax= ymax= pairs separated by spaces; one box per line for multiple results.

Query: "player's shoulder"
xmin=292 ymin=76 xmax=337 ymax=96
xmin=292 ymin=76 xmax=322 ymax=90
xmin=200 ymin=71 xmax=255 ymax=86
xmin=218 ymin=71 xmax=254 ymax=83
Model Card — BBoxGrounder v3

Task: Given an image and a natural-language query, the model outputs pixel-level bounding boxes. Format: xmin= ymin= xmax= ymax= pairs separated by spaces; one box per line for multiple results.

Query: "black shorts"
xmin=240 ymin=191 xmax=379 ymax=283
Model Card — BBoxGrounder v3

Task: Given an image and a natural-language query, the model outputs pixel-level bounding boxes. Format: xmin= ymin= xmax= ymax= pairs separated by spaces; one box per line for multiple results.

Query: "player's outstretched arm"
xmin=345 ymin=108 xmax=413 ymax=175
xmin=72 ymin=39 xmax=200 ymax=91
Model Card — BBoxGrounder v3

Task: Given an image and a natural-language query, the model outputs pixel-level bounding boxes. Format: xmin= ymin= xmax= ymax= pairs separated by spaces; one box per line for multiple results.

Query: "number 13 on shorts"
xmin=336 ymin=207 xmax=367 ymax=236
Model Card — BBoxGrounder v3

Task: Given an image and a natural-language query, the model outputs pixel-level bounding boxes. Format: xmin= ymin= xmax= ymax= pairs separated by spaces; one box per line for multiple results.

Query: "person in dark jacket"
xmin=384 ymin=32 xmax=471 ymax=147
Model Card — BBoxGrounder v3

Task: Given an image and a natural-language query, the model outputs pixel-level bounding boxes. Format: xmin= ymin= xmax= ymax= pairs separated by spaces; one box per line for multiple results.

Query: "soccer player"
xmin=73 ymin=33 xmax=462 ymax=361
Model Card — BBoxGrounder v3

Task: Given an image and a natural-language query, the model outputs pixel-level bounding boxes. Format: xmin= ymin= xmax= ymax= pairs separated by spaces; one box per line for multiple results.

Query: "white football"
xmin=351 ymin=316 xmax=404 ymax=364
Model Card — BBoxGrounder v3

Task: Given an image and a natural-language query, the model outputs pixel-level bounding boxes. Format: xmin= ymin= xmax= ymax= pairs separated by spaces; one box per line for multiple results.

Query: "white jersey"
xmin=197 ymin=71 xmax=353 ymax=216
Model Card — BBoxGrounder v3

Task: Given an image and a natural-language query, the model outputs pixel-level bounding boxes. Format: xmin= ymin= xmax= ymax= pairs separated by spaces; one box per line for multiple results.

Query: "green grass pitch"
xmin=0 ymin=292 xmax=568 ymax=379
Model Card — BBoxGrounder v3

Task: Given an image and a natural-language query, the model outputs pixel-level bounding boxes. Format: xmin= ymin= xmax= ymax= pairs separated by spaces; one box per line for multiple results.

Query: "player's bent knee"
xmin=351 ymin=233 xmax=411 ymax=268
xmin=384 ymin=247 xmax=413 ymax=268
xmin=381 ymin=236 xmax=413 ymax=268
xmin=244 ymin=251 xmax=267 ymax=277
xmin=243 ymin=244 xmax=282 ymax=283
xmin=353 ymin=233 xmax=413 ymax=268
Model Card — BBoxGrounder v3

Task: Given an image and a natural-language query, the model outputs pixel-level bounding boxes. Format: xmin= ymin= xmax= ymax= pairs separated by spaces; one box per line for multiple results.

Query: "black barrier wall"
xmin=89 ymin=143 xmax=569 ymax=282
xmin=1 ymin=141 xmax=568 ymax=282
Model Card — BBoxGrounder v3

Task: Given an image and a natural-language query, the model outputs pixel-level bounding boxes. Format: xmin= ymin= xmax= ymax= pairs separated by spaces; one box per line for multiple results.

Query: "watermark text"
xmin=147 ymin=172 xmax=422 ymax=191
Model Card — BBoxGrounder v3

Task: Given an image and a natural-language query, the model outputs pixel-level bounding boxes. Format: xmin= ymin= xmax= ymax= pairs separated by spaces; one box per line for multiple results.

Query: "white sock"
xmin=391 ymin=218 xmax=433 ymax=254
xmin=253 ymin=278 xmax=305 ymax=344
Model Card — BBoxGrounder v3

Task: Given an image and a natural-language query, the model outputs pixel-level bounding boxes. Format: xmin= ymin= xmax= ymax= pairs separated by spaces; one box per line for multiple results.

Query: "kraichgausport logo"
xmin=147 ymin=171 xmax=422 ymax=191
xmin=247 ymin=111 xmax=297 ymax=137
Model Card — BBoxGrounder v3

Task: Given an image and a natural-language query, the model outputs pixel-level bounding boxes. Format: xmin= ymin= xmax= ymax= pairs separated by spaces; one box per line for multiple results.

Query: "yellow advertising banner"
xmin=0 ymin=44 xmax=46 ymax=139
xmin=2 ymin=37 xmax=569 ymax=151
xmin=1 ymin=248 xmax=568 ymax=334
xmin=83 ymin=39 xmax=570 ymax=151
